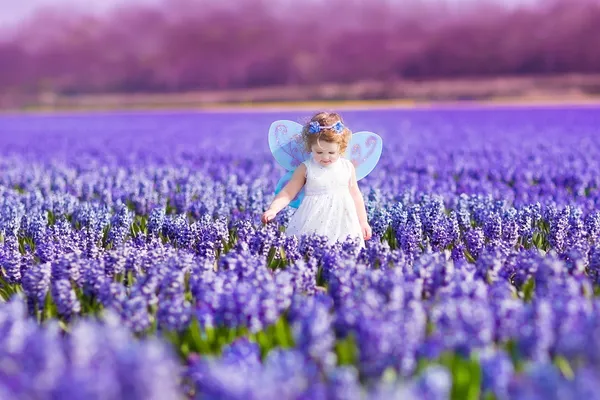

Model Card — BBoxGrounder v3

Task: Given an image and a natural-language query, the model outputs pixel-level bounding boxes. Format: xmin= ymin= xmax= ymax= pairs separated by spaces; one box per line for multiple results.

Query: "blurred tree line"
xmin=0 ymin=0 xmax=599 ymax=96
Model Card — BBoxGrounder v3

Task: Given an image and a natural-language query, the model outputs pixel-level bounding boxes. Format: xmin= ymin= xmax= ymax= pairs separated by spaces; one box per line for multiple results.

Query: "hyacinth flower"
xmin=479 ymin=349 xmax=514 ymax=399
xmin=20 ymin=261 xmax=52 ymax=315
xmin=187 ymin=346 xmax=322 ymax=399
xmin=156 ymin=268 xmax=192 ymax=332
xmin=287 ymin=293 xmax=336 ymax=370
xmin=5 ymin=106 xmax=600 ymax=399
xmin=428 ymin=298 xmax=495 ymax=357
xmin=0 ymin=296 xmax=182 ymax=399
xmin=107 ymin=204 xmax=134 ymax=247
xmin=506 ymin=362 xmax=577 ymax=400
xmin=368 ymin=365 xmax=452 ymax=400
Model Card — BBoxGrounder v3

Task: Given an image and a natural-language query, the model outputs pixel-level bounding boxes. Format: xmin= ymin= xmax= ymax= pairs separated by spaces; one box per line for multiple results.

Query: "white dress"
xmin=286 ymin=157 xmax=365 ymax=248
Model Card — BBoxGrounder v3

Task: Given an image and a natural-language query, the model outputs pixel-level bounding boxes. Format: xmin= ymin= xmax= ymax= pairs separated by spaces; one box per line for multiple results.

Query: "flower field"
xmin=1 ymin=106 xmax=600 ymax=399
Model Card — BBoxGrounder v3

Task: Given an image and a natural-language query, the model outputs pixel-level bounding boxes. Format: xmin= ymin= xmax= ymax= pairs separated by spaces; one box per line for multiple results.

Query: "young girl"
xmin=261 ymin=112 xmax=372 ymax=247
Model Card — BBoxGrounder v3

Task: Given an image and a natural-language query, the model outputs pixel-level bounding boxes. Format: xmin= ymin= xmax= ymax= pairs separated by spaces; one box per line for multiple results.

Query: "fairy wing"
xmin=268 ymin=120 xmax=310 ymax=170
xmin=268 ymin=120 xmax=309 ymax=209
xmin=344 ymin=131 xmax=383 ymax=180
xmin=274 ymin=170 xmax=305 ymax=209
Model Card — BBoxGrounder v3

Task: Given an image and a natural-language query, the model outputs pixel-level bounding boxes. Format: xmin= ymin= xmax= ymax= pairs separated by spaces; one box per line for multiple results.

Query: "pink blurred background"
xmin=1 ymin=0 xmax=599 ymax=108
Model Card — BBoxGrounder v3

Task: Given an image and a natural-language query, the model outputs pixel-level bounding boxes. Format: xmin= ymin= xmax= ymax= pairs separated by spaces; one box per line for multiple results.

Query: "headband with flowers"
xmin=308 ymin=120 xmax=345 ymax=135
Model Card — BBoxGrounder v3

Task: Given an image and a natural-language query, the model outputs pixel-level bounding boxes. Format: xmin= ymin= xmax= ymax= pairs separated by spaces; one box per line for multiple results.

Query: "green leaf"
xmin=381 ymin=367 xmax=397 ymax=383
xmin=274 ymin=317 xmax=294 ymax=349
xmin=532 ymin=231 xmax=548 ymax=250
xmin=255 ymin=330 xmax=272 ymax=358
xmin=186 ymin=319 xmax=207 ymax=354
xmin=0 ymin=287 xmax=11 ymax=302
xmin=18 ymin=237 xmax=26 ymax=255
xmin=335 ymin=334 xmax=358 ymax=366
xmin=522 ymin=277 xmax=535 ymax=302
xmin=483 ymin=391 xmax=498 ymax=400
xmin=444 ymin=353 xmax=481 ymax=400
xmin=463 ymin=249 xmax=476 ymax=263
xmin=127 ymin=270 xmax=135 ymax=287
xmin=47 ymin=210 xmax=56 ymax=226
xmin=101 ymin=224 xmax=111 ymax=248
xmin=554 ymin=356 xmax=574 ymax=380
xmin=504 ymin=340 xmax=524 ymax=372
xmin=415 ymin=357 xmax=434 ymax=375
xmin=58 ymin=320 xmax=70 ymax=332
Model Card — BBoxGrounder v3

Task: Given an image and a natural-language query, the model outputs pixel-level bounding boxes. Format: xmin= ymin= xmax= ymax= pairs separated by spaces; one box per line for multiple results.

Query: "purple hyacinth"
xmin=107 ymin=204 xmax=133 ymax=247
xmin=120 ymin=294 xmax=153 ymax=333
xmin=287 ymin=258 xmax=318 ymax=294
xmin=371 ymin=207 xmax=391 ymax=238
xmin=22 ymin=211 xmax=47 ymax=244
xmin=502 ymin=213 xmax=519 ymax=247
xmin=1 ymin=253 xmax=21 ymax=284
xmin=480 ymin=349 xmax=514 ymax=398
xmin=326 ymin=367 xmax=362 ymax=400
xmin=35 ymin=238 xmax=58 ymax=263
xmin=147 ymin=206 xmax=166 ymax=237
xmin=288 ymin=294 xmax=336 ymax=369
xmin=517 ymin=209 xmax=534 ymax=244
xmin=51 ymin=254 xmax=82 ymax=285
xmin=98 ymin=281 xmax=128 ymax=311
xmin=548 ymin=207 xmax=569 ymax=253
xmin=412 ymin=365 xmax=452 ymax=400
xmin=398 ymin=211 xmax=423 ymax=258
xmin=220 ymin=337 xmax=262 ymax=369
xmin=21 ymin=261 xmax=52 ymax=309
xmin=188 ymin=348 xmax=321 ymax=399
xmin=447 ymin=210 xmax=461 ymax=244
xmin=515 ymin=300 xmax=555 ymax=362
xmin=588 ymin=245 xmax=600 ymax=284
xmin=507 ymin=362 xmax=574 ymax=400
xmin=157 ymin=292 xmax=192 ymax=332
xmin=475 ymin=246 xmax=508 ymax=283
xmin=585 ymin=211 xmax=600 ymax=244
xmin=465 ymin=227 xmax=485 ymax=259
xmin=484 ymin=212 xmax=502 ymax=242
xmin=156 ymin=266 xmax=192 ymax=331
xmin=51 ymin=279 xmax=81 ymax=321
xmin=429 ymin=298 xmax=494 ymax=356
xmin=103 ymin=249 xmax=126 ymax=278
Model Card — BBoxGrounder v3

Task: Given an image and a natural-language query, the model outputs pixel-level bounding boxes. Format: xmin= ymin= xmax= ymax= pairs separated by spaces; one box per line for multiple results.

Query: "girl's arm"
xmin=348 ymin=163 xmax=372 ymax=240
xmin=261 ymin=164 xmax=307 ymax=223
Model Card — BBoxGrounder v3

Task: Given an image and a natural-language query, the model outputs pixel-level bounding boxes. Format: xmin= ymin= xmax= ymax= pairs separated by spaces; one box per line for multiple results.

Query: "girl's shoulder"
xmin=301 ymin=159 xmax=312 ymax=171
xmin=297 ymin=159 xmax=310 ymax=177
xmin=341 ymin=157 xmax=355 ymax=170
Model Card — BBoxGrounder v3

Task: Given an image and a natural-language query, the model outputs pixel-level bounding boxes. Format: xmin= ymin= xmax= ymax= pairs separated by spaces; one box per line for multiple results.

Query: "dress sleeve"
xmin=345 ymin=159 xmax=353 ymax=184
xmin=303 ymin=159 xmax=311 ymax=179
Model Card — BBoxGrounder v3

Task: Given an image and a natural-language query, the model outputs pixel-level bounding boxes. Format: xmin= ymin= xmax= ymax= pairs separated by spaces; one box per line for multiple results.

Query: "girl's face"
xmin=311 ymin=141 xmax=341 ymax=166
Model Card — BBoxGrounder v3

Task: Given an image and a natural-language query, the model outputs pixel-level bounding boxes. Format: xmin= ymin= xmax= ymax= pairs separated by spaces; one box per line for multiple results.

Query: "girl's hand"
xmin=361 ymin=223 xmax=372 ymax=240
xmin=261 ymin=209 xmax=277 ymax=224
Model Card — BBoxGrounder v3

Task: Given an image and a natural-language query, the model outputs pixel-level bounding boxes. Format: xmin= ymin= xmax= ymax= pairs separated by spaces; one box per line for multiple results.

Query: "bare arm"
xmin=262 ymin=164 xmax=306 ymax=223
xmin=349 ymin=162 xmax=372 ymax=239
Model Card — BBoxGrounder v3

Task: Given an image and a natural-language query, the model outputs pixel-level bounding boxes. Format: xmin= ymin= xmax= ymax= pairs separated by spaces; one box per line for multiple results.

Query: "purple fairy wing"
xmin=268 ymin=120 xmax=310 ymax=171
xmin=344 ymin=132 xmax=383 ymax=181
xmin=274 ymin=170 xmax=305 ymax=209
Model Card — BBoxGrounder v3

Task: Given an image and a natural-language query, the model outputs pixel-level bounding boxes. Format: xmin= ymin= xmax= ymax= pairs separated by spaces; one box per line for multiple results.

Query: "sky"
xmin=0 ymin=0 xmax=540 ymax=26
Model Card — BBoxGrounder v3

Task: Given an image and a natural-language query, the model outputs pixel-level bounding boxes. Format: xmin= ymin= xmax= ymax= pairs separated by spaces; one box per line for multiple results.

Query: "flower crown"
xmin=308 ymin=120 xmax=345 ymax=135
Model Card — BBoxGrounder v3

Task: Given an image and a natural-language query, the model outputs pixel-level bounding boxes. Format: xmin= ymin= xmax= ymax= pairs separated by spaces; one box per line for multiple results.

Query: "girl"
xmin=261 ymin=111 xmax=372 ymax=247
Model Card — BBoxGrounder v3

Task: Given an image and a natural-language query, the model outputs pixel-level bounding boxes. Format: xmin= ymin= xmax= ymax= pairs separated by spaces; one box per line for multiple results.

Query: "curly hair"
xmin=301 ymin=112 xmax=352 ymax=154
